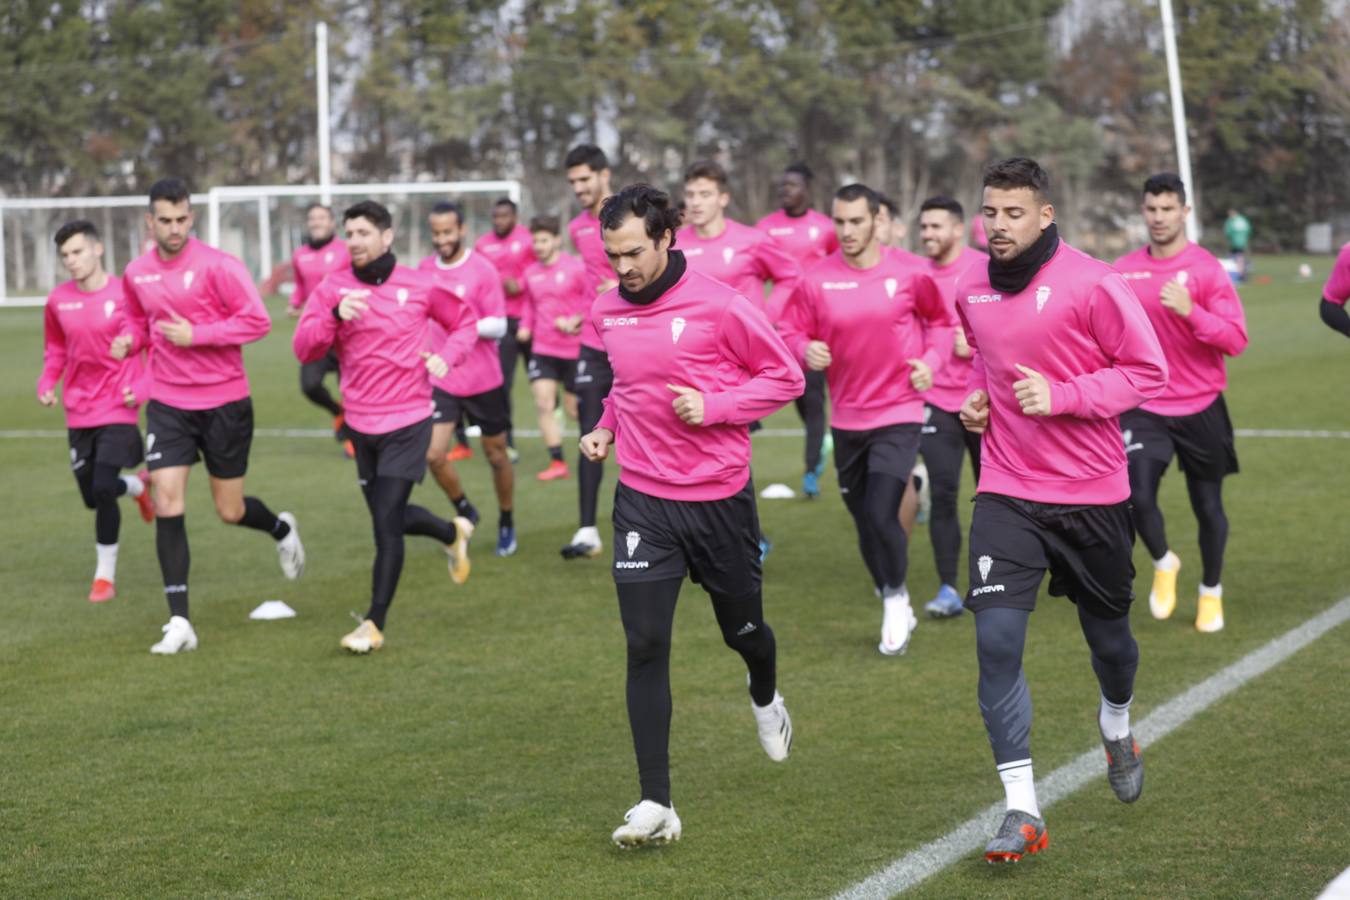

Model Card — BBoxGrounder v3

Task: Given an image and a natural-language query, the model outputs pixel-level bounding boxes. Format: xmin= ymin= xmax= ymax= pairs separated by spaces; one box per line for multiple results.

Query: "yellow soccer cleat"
xmin=447 ymin=515 xmax=475 ymax=584
xmin=341 ymin=618 xmax=384 ymax=654
xmin=1195 ymin=592 xmax=1225 ymax=633
xmin=1148 ymin=553 xmax=1180 ymax=620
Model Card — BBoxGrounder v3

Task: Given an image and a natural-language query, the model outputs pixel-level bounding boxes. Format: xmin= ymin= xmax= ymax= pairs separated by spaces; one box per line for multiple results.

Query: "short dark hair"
xmin=599 ymin=183 xmax=681 ymax=246
xmin=494 ymin=197 xmax=518 ymax=212
xmin=1143 ymin=172 xmax=1187 ymax=204
xmin=784 ymin=162 xmax=814 ymax=184
xmin=343 ymin=200 xmax=392 ymax=231
xmin=565 ymin=144 xmax=609 ymax=172
xmin=836 ymin=183 xmax=880 ymax=215
xmin=876 ymin=192 xmax=898 ymax=216
xmin=919 ymin=195 xmax=965 ymax=221
xmin=54 ymin=219 xmax=100 ymax=247
xmin=529 ymin=214 xmax=560 ymax=235
xmin=684 ymin=159 xmax=729 ymax=192
xmin=983 ymin=157 xmax=1051 ymax=201
xmin=305 ymin=202 xmax=333 ymax=216
xmin=430 ymin=201 xmax=464 ymax=224
xmin=148 ymin=177 xmax=190 ymax=208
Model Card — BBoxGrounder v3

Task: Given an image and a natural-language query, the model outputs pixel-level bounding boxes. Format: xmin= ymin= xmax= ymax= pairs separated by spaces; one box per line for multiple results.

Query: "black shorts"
xmin=1120 ymin=395 xmax=1238 ymax=481
xmin=145 ymin=398 xmax=253 ymax=478
xmin=831 ymin=423 xmax=921 ymax=499
xmin=574 ymin=344 xmax=614 ymax=394
xmin=965 ymin=493 xmax=1136 ymax=619
xmin=69 ymin=424 xmax=144 ymax=473
xmin=432 ymin=386 xmax=510 ymax=437
xmin=349 ymin=417 xmax=432 ymax=485
xmin=611 ymin=481 xmax=762 ymax=596
xmin=527 ymin=353 xmax=578 ymax=391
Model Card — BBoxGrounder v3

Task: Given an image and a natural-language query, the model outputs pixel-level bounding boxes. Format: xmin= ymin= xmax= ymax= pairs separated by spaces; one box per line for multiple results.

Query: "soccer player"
xmin=1319 ymin=240 xmax=1350 ymax=337
xmin=419 ymin=202 xmax=518 ymax=558
xmin=877 ymin=193 xmax=908 ymax=249
xmin=916 ymin=195 xmax=989 ymax=618
xmin=474 ymin=197 xmax=537 ymax=456
xmin=756 ymin=162 xmax=838 ymax=498
xmin=519 ymin=214 xmax=587 ymax=481
xmin=779 ymin=184 xmax=954 ymax=657
xmin=121 ymin=178 xmax=305 ymax=655
xmin=1115 ymin=173 xmax=1249 ymax=633
xmin=295 ymin=201 xmax=478 ymax=652
xmin=38 ymin=220 xmax=154 ymax=602
xmin=580 ymin=184 xmax=802 ymax=848
xmin=287 ymin=203 xmax=351 ymax=455
xmin=1223 ymin=208 xmax=1252 ymax=281
xmin=956 ymin=157 xmax=1167 ymax=862
xmin=562 ymin=143 xmax=617 ymax=559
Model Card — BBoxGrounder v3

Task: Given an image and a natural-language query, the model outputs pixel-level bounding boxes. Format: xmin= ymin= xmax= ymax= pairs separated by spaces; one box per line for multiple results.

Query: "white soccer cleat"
xmin=560 ymin=525 xmax=603 ymax=560
xmin=752 ymin=691 xmax=793 ymax=762
xmin=611 ymin=800 xmax=682 ymax=849
xmin=914 ymin=461 xmax=932 ymax=523
xmin=150 ymin=616 xmax=198 ymax=655
xmin=447 ymin=516 xmax=475 ymax=585
xmin=878 ymin=593 xmax=918 ymax=656
xmin=277 ymin=512 xmax=305 ymax=580
xmin=340 ymin=618 xmax=384 ymax=654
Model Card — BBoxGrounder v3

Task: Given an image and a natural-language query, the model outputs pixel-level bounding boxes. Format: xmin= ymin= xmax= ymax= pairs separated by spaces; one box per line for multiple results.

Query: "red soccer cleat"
xmin=89 ymin=578 xmax=116 ymax=603
xmin=536 ymin=459 xmax=570 ymax=481
xmin=447 ymin=444 xmax=474 ymax=462
xmin=134 ymin=469 xmax=155 ymax=523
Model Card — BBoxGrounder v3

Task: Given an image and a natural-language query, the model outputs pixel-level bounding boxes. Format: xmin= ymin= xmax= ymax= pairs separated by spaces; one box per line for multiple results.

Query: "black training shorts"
xmin=145 ymin=398 xmax=253 ymax=479
xmin=349 ymin=417 xmax=433 ymax=485
xmin=1121 ymin=394 xmax=1238 ymax=482
xmin=432 ymin=386 xmax=511 ymax=438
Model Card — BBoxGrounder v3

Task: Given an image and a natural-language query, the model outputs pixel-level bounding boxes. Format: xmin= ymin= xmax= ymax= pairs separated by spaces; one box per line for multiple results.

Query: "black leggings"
xmin=300 ymin=358 xmax=342 ymax=418
xmin=576 ymin=380 xmax=608 ymax=529
xmin=75 ymin=462 xmax=126 ymax=545
xmin=922 ymin=425 xmax=982 ymax=587
xmin=361 ymin=477 xmax=457 ymax=630
xmin=1128 ymin=456 xmax=1229 ymax=585
xmin=794 ymin=370 xmax=828 ymax=473
xmin=499 ymin=321 xmax=529 ymax=446
xmin=842 ymin=472 xmax=910 ymax=592
xmin=617 ymin=576 xmax=777 ymax=807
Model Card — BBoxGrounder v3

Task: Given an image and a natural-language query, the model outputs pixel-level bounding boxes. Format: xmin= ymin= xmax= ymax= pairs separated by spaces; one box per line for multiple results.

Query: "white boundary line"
xmin=834 ymin=595 xmax=1350 ymax=900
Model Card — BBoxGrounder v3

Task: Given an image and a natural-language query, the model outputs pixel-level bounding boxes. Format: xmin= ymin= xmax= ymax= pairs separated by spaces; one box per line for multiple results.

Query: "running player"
xmin=580 ymin=184 xmax=802 ymax=848
xmin=956 ymin=157 xmax=1167 ymax=862
xmin=1319 ymin=240 xmax=1350 ymax=337
xmin=562 ymin=143 xmax=617 ymax=559
xmin=877 ymin=193 xmax=909 ymax=249
xmin=121 ymin=178 xmax=305 ymax=655
xmin=295 ymin=200 xmax=478 ymax=652
xmin=419 ymin=202 xmax=517 ymax=558
xmin=519 ymin=214 xmax=587 ymax=481
xmin=474 ymin=197 xmax=537 ymax=457
xmin=1115 ymin=173 xmax=1248 ymax=632
xmin=779 ymin=184 xmax=954 ymax=657
xmin=756 ymin=162 xmax=838 ymax=498
xmin=38 ymin=220 xmax=154 ymax=603
xmin=287 ymin=203 xmax=351 ymax=455
xmin=916 ymin=195 xmax=988 ymax=618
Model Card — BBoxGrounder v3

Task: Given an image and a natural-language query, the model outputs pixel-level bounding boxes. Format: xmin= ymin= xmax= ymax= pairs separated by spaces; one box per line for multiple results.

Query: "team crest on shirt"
xmin=454 ymin=284 xmax=467 ymax=297
xmin=978 ymin=554 xmax=993 ymax=583
xmin=396 ymin=288 xmax=409 ymax=307
xmin=183 ymin=270 xmax=195 ymax=291
xmin=1176 ymin=271 xmax=1189 ymax=286
xmin=722 ymin=247 xmax=735 ymax=265
xmin=103 ymin=300 xmax=116 ymax=319
xmin=671 ymin=316 xmax=687 ymax=343
xmin=556 ymin=271 xmax=565 ymax=284
xmin=626 ymin=531 xmax=641 ymax=558
xmin=884 ymin=278 xmax=898 ymax=299
xmin=511 ymin=241 xmax=520 ymax=253
xmin=808 ymin=226 xmax=820 ymax=241
xmin=1035 ymin=285 xmax=1052 ymax=313
xmin=324 ymin=251 xmax=334 ymax=264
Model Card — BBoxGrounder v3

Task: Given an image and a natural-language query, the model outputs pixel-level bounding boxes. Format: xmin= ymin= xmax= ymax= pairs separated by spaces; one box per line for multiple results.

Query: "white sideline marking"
xmin=835 ymin=595 xmax=1350 ymax=900
xmin=1318 ymin=866 xmax=1350 ymax=899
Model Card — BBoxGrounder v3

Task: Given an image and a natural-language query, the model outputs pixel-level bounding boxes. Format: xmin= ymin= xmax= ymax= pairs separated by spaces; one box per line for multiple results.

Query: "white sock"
xmin=997 ymin=759 xmax=1039 ymax=817
xmin=120 ymin=473 xmax=144 ymax=497
xmin=1153 ymin=550 xmax=1179 ymax=571
xmin=95 ymin=542 xmax=119 ymax=582
xmin=1200 ymin=583 xmax=1222 ymax=599
xmin=882 ymin=586 xmax=910 ymax=605
xmin=1099 ymin=694 xmax=1132 ymax=741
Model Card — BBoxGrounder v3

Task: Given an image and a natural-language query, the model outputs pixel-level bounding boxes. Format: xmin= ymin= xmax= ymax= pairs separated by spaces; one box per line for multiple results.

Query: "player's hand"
xmin=504 ymin=277 xmax=522 ymax=296
xmin=158 ymin=313 xmax=193 ymax=347
xmin=421 ymin=352 xmax=448 ymax=379
xmin=122 ymin=386 xmax=137 ymax=408
xmin=559 ymin=314 xmax=583 ymax=335
xmin=953 ymin=327 xmax=973 ymax=359
xmin=667 ymin=384 xmax=706 ymax=426
xmin=1012 ymin=364 xmax=1052 ymax=416
xmin=110 ymin=334 xmax=133 ymax=360
xmin=516 ymin=327 xmax=533 ymax=342
xmin=337 ymin=291 xmax=370 ymax=321
xmin=906 ymin=358 xmax=933 ymax=391
xmin=38 ymin=389 xmax=58 ymax=407
xmin=286 ymin=305 xmax=301 ymax=319
xmin=580 ymin=427 xmax=613 ymax=462
xmin=805 ymin=340 xmax=832 ymax=371
xmin=959 ymin=389 xmax=990 ymax=434
xmin=1160 ymin=280 xmax=1193 ymax=317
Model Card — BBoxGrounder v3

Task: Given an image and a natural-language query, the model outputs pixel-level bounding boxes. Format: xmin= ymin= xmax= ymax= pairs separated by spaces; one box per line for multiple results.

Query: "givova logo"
xmin=972 ymin=553 xmax=1005 ymax=597
xmin=617 ymin=530 xmax=649 ymax=570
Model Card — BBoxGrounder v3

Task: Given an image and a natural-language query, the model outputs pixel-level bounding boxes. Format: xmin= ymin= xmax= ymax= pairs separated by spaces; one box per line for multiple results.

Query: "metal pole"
xmin=1160 ymin=0 xmax=1199 ymax=241
xmin=0 ymin=204 xmax=8 ymax=306
xmin=258 ymin=197 xmax=273 ymax=281
xmin=316 ymin=22 xmax=332 ymax=207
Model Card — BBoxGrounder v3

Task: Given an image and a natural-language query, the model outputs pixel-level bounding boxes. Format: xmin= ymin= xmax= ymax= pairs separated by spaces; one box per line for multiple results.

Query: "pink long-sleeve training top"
xmin=593 ymin=267 xmax=804 ymax=502
xmin=923 ymin=246 xmax=989 ymax=414
xmin=38 ymin=276 xmax=148 ymax=428
xmin=1322 ymin=242 xmax=1350 ymax=306
xmin=122 ymin=238 xmax=271 ymax=410
xmin=779 ymin=250 xmax=955 ymax=431
xmin=956 ymin=241 xmax=1168 ymax=505
xmin=677 ymin=219 xmax=803 ymax=322
xmin=289 ymin=238 xmax=350 ymax=311
xmin=521 ymin=252 xmax=590 ymax=360
xmin=474 ymin=224 xmax=537 ymax=319
xmin=294 ymin=264 xmax=478 ymax=435
xmin=569 ymin=209 xmax=614 ymax=353
xmin=1114 ymin=241 xmax=1248 ymax=416
xmin=755 ymin=208 xmax=839 ymax=269
xmin=418 ymin=250 xmax=506 ymax=397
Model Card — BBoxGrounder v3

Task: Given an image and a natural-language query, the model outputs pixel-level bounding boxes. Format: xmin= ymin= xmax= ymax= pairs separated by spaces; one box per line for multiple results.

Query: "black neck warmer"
xmin=354 ymin=251 xmax=397 ymax=286
xmin=619 ymin=249 xmax=687 ymax=306
xmin=307 ymin=233 xmax=335 ymax=250
xmin=988 ymin=223 xmax=1059 ymax=294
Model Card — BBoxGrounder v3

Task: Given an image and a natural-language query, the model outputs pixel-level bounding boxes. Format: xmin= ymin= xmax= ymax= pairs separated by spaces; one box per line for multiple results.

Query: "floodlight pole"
xmin=1160 ymin=0 xmax=1199 ymax=241
xmin=316 ymin=22 xmax=332 ymax=206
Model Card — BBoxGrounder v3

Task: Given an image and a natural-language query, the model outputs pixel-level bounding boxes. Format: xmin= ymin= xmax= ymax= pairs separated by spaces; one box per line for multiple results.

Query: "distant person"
xmin=1223 ymin=208 xmax=1251 ymax=281
xmin=287 ymin=203 xmax=352 ymax=456
xmin=1319 ymin=241 xmax=1350 ymax=338
xmin=474 ymin=197 xmax=537 ymax=456
xmin=876 ymin=193 xmax=909 ymax=249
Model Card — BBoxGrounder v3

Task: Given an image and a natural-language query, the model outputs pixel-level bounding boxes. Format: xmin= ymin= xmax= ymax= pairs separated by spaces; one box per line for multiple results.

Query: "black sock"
xmin=548 ymin=445 xmax=563 ymax=463
xmin=499 ymin=509 xmax=513 ymax=529
xmin=156 ymin=514 xmax=191 ymax=619
xmin=238 ymin=496 xmax=290 ymax=540
xmin=453 ymin=495 xmax=473 ymax=517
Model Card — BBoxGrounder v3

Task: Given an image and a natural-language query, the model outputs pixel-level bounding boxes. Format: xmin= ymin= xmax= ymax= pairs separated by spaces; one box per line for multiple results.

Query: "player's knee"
xmin=624 ymin=626 xmax=671 ymax=662
xmin=721 ymin=619 xmax=773 ymax=658
xmin=215 ymin=498 xmax=245 ymax=523
xmin=975 ymin=619 xmax=1022 ymax=672
xmin=91 ymin=483 xmax=120 ymax=506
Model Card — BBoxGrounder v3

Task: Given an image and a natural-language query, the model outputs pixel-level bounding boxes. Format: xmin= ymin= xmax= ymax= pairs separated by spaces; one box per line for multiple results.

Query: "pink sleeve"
xmin=429 ymin=285 xmax=480 ymax=369
xmin=956 ymin=301 xmax=988 ymax=397
xmin=192 ymin=259 xmax=272 ymax=347
xmin=1322 ymin=246 xmax=1350 ymax=305
xmin=1049 ymin=276 xmax=1168 ymax=419
xmin=289 ymin=257 xmax=305 ymax=310
xmin=825 ymin=229 xmax=840 ymax=255
xmin=598 ymin=396 xmax=618 ymax=433
xmin=121 ymin=278 xmax=150 ymax=354
xmin=1186 ymin=267 xmax=1248 ymax=357
xmin=776 ymin=280 xmax=818 ymax=362
xmin=755 ymin=237 xmax=804 ymax=321
xmin=481 ymin=272 xmax=508 ymax=318
xmin=701 ymin=295 xmax=806 ymax=426
xmin=519 ymin=280 xmax=536 ymax=334
xmin=126 ymin=356 xmax=153 ymax=407
xmin=37 ymin=302 xmax=67 ymax=396
xmin=913 ymin=272 xmax=955 ymax=374
xmin=292 ymin=281 xmax=339 ymax=363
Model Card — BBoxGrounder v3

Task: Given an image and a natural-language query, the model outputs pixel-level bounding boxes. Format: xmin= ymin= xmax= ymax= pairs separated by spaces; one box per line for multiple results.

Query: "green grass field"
xmin=1 ymin=255 xmax=1347 ymax=898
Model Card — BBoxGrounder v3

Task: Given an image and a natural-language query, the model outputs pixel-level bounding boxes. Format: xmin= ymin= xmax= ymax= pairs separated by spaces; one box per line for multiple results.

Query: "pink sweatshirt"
xmin=289 ymin=238 xmax=351 ymax=310
xmin=38 ymin=276 xmax=149 ymax=428
xmin=677 ymin=219 xmax=803 ymax=322
xmin=418 ymin=250 xmax=506 ymax=397
xmin=294 ymin=264 xmax=478 ymax=435
xmin=779 ymin=250 xmax=955 ymax=431
xmin=474 ymin=225 xmax=537 ymax=319
xmin=1323 ymin=242 xmax=1350 ymax=305
xmin=755 ymin=208 xmax=839 ymax=268
xmin=568 ymin=208 xmax=614 ymax=352
xmin=122 ymin=238 xmax=271 ymax=410
xmin=594 ymin=268 xmax=804 ymax=501
xmin=924 ymin=246 xmax=989 ymax=413
xmin=1114 ymin=242 xmax=1248 ymax=416
xmin=956 ymin=242 xmax=1167 ymax=505
xmin=521 ymin=252 xmax=590 ymax=360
